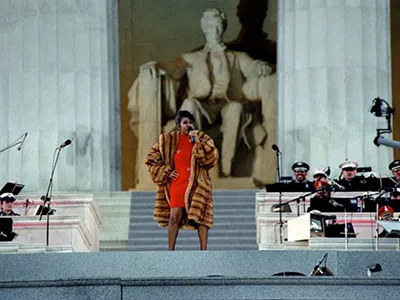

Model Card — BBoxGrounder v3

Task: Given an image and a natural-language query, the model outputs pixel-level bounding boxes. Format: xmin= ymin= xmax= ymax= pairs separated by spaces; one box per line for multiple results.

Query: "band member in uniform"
xmin=385 ymin=160 xmax=400 ymax=204
xmin=336 ymin=159 xmax=364 ymax=191
xmin=312 ymin=168 xmax=328 ymax=183
xmin=288 ymin=161 xmax=313 ymax=191
xmin=0 ymin=193 xmax=20 ymax=216
xmin=386 ymin=160 xmax=400 ymax=186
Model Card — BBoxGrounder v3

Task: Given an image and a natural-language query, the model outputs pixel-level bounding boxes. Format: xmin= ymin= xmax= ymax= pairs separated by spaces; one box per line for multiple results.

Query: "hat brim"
xmin=313 ymin=172 xmax=326 ymax=177
xmin=341 ymin=164 xmax=357 ymax=169
xmin=1 ymin=197 xmax=16 ymax=202
xmin=294 ymin=168 xmax=308 ymax=172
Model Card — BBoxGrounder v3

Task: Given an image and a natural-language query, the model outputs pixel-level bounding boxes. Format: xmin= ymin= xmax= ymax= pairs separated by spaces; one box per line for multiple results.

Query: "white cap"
xmin=312 ymin=168 xmax=327 ymax=178
xmin=338 ymin=159 xmax=358 ymax=169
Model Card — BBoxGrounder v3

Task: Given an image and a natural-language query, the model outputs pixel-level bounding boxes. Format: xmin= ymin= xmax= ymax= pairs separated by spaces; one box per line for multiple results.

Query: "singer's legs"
xmin=197 ymin=224 xmax=209 ymax=250
xmin=168 ymin=207 xmax=184 ymax=251
xmin=221 ymin=102 xmax=243 ymax=176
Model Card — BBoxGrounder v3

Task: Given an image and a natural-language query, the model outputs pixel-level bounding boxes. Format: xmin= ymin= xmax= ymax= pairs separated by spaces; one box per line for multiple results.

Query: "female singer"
xmin=145 ymin=110 xmax=219 ymax=250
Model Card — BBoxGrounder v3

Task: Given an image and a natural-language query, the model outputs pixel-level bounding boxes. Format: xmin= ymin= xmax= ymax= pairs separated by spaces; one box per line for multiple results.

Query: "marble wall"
xmin=0 ymin=0 xmax=121 ymax=192
xmin=277 ymin=0 xmax=393 ymax=178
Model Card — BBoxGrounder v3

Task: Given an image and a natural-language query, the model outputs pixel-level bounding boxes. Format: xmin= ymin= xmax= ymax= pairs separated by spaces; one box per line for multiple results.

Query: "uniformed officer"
xmin=388 ymin=160 xmax=400 ymax=185
xmin=288 ymin=161 xmax=313 ymax=191
xmin=336 ymin=159 xmax=370 ymax=191
xmin=0 ymin=193 xmax=20 ymax=216
xmin=312 ymin=168 xmax=328 ymax=182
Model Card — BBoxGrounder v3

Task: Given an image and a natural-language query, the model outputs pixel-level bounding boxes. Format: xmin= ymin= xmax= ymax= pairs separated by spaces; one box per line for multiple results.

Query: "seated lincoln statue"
xmin=128 ymin=8 xmax=276 ymax=188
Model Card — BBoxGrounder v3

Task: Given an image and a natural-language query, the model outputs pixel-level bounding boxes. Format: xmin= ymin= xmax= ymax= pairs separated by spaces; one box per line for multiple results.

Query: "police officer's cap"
xmin=338 ymin=159 xmax=358 ymax=170
xmin=389 ymin=160 xmax=400 ymax=171
xmin=292 ymin=161 xmax=310 ymax=172
xmin=0 ymin=193 xmax=16 ymax=202
xmin=312 ymin=168 xmax=327 ymax=178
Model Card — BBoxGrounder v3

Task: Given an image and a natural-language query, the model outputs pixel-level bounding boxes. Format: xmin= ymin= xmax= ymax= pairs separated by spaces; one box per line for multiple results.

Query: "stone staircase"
xmin=127 ymin=190 xmax=259 ymax=251
xmin=95 ymin=191 xmax=132 ymax=252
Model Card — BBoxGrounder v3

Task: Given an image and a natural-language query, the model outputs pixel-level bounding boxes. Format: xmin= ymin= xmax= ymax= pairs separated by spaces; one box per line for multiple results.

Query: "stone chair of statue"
xmin=127 ymin=8 xmax=277 ymax=189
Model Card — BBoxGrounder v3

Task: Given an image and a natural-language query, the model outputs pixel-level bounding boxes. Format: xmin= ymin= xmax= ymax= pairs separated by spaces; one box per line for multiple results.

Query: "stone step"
xmin=125 ymin=190 xmax=258 ymax=252
xmin=132 ymin=236 xmax=256 ymax=246
xmin=128 ymin=243 xmax=257 ymax=251
xmin=131 ymin=229 xmax=257 ymax=238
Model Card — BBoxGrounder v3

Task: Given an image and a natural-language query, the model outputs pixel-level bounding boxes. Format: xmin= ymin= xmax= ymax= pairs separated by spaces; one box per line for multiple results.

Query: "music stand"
xmin=0 ymin=182 xmax=24 ymax=196
xmin=35 ymin=205 xmax=56 ymax=216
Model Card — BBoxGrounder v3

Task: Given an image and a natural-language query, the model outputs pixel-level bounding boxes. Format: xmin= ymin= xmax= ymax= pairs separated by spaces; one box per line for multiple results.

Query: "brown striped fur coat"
xmin=145 ymin=131 xmax=219 ymax=229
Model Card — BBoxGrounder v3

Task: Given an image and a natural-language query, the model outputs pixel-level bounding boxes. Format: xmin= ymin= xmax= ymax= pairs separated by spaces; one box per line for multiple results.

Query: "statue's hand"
xmin=139 ymin=61 xmax=165 ymax=78
xmin=258 ymin=63 xmax=272 ymax=77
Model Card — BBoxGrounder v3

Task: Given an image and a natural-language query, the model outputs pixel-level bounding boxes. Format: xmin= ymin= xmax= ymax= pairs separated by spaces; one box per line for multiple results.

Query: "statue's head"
xmin=200 ymin=9 xmax=227 ymax=44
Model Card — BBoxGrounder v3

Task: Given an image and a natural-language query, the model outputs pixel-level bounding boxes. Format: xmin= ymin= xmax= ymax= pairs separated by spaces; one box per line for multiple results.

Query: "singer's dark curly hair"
xmin=175 ymin=110 xmax=196 ymax=125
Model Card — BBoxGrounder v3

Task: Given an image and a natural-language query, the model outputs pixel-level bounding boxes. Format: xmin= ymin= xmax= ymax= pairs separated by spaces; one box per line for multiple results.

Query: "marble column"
xmin=277 ymin=0 xmax=392 ymax=177
xmin=0 ymin=0 xmax=121 ymax=192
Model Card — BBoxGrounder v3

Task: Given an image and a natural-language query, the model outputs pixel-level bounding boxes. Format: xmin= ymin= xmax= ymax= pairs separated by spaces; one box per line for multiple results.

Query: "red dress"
xmin=169 ymin=133 xmax=193 ymax=208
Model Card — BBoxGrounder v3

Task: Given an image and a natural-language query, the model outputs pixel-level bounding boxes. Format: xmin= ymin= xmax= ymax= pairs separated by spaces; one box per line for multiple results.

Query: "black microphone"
xmin=308 ymin=253 xmax=328 ymax=276
xmin=17 ymin=132 xmax=28 ymax=151
xmin=329 ymin=199 xmax=344 ymax=208
xmin=314 ymin=253 xmax=328 ymax=270
xmin=271 ymin=144 xmax=280 ymax=153
xmin=57 ymin=139 xmax=72 ymax=150
xmin=188 ymin=127 xmax=195 ymax=144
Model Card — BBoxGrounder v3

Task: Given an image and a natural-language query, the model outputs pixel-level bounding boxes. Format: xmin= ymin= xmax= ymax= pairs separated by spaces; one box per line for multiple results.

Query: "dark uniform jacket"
xmin=0 ymin=211 xmax=20 ymax=216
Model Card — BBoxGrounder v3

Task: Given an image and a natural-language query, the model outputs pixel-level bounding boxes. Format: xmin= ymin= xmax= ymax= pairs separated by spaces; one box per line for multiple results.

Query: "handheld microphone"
xmin=271 ymin=144 xmax=280 ymax=153
xmin=188 ymin=127 xmax=195 ymax=144
xmin=56 ymin=139 xmax=72 ymax=150
xmin=17 ymin=132 xmax=28 ymax=151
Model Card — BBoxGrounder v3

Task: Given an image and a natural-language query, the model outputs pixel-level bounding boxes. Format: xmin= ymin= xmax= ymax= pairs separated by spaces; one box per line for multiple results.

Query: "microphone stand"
xmin=39 ymin=147 xmax=63 ymax=247
xmin=273 ymin=191 xmax=316 ymax=217
xmin=308 ymin=253 xmax=328 ymax=276
xmin=0 ymin=133 xmax=26 ymax=154
xmin=274 ymin=149 xmax=283 ymax=244
xmin=372 ymin=189 xmax=387 ymax=251
xmin=344 ymin=207 xmax=348 ymax=251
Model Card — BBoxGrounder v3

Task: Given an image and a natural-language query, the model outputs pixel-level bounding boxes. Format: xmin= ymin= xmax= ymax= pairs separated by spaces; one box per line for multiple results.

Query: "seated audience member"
xmin=287 ymin=161 xmax=313 ymax=191
xmin=0 ymin=193 xmax=20 ymax=216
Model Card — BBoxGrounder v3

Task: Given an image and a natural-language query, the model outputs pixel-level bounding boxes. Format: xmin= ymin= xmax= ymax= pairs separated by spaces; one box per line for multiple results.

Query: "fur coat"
xmin=145 ymin=131 xmax=219 ymax=229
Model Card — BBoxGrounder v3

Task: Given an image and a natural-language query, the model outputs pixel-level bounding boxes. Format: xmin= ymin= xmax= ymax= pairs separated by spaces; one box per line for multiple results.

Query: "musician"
xmin=307 ymin=181 xmax=332 ymax=212
xmin=385 ymin=160 xmax=400 ymax=203
xmin=288 ymin=161 xmax=313 ymax=191
xmin=307 ymin=181 xmax=358 ymax=212
xmin=336 ymin=159 xmax=371 ymax=191
xmin=312 ymin=180 xmax=331 ymax=199
xmin=387 ymin=160 xmax=400 ymax=186
xmin=312 ymin=168 xmax=328 ymax=182
xmin=0 ymin=193 xmax=20 ymax=216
